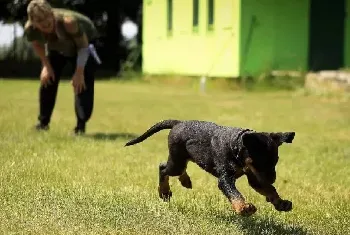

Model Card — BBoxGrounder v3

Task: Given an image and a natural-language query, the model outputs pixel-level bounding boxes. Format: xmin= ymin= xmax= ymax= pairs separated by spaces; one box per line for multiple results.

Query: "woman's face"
xmin=32 ymin=12 xmax=54 ymax=33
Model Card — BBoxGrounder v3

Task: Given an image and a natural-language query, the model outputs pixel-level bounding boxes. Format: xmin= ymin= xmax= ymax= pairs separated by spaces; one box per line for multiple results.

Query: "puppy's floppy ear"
xmin=270 ymin=132 xmax=295 ymax=146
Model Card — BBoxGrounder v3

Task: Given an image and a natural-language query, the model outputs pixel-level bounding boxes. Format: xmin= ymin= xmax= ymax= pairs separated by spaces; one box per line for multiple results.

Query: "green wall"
xmin=142 ymin=0 xmax=241 ymax=77
xmin=143 ymin=0 xmax=350 ymax=77
xmin=240 ymin=0 xmax=310 ymax=77
xmin=345 ymin=0 xmax=350 ymax=67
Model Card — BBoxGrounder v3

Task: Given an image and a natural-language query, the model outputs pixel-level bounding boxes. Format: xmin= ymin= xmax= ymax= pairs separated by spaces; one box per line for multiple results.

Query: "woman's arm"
xmin=32 ymin=41 xmax=51 ymax=67
xmin=63 ymin=16 xmax=89 ymax=93
xmin=63 ymin=16 xmax=90 ymax=74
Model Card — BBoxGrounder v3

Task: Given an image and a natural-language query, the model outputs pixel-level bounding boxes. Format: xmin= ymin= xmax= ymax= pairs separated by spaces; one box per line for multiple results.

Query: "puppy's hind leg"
xmin=178 ymin=171 xmax=192 ymax=189
xmin=174 ymin=150 xmax=192 ymax=189
xmin=158 ymin=149 xmax=189 ymax=201
xmin=159 ymin=162 xmax=172 ymax=201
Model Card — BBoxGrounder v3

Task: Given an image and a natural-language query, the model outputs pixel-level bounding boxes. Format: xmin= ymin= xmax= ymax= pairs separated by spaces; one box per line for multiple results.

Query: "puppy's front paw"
xmin=273 ymin=199 xmax=292 ymax=212
xmin=232 ymin=200 xmax=257 ymax=217
xmin=239 ymin=203 xmax=257 ymax=216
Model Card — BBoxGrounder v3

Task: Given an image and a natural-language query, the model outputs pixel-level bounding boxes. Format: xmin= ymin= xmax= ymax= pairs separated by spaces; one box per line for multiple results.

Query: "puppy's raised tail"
xmin=125 ymin=119 xmax=182 ymax=146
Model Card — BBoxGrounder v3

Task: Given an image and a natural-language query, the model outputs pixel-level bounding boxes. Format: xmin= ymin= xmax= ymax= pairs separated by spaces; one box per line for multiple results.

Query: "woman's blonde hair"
xmin=27 ymin=0 xmax=53 ymax=22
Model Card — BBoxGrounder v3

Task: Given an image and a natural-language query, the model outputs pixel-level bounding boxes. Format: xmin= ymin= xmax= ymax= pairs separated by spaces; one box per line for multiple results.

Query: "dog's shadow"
xmin=84 ymin=132 xmax=138 ymax=141
xmin=214 ymin=213 xmax=308 ymax=235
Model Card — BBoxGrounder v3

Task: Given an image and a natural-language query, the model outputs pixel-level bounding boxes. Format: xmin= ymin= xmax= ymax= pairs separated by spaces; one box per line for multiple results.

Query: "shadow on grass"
xmin=84 ymin=132 xmax=139 ymax=141
xmin=214 ymin=213 xmax=308 ymax=235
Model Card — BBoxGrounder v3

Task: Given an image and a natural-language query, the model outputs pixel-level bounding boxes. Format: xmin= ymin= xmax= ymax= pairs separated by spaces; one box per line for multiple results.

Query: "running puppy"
xmin=125 ymin=119 xmax=295 ymax=216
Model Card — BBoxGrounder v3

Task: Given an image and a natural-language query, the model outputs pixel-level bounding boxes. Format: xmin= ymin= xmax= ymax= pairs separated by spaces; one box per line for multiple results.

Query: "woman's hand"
xmin=31 ymin=41 xmax=55 ymax=87
xmin=71 ymin=69 xmax=86 ymax=94
xmin=40 ymin=64 xmax=55 ymax=87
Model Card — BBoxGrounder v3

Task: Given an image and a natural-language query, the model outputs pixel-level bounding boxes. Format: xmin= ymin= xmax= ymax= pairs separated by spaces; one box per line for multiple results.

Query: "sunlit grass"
xmin=0 ymin=79 xmax=349 ymax=234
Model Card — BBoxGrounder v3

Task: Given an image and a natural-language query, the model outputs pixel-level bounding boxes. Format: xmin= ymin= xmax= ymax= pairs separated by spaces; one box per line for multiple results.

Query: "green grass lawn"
xmin=0 ymin=79 xmax=349 ymax=235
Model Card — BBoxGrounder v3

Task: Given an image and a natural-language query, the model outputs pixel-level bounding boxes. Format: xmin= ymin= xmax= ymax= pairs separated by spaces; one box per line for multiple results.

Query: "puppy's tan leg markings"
xmin=231 ymin=198 xmax=257 ymax=216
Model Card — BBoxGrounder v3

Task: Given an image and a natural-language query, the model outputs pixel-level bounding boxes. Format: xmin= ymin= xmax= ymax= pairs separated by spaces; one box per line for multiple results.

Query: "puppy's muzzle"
xmin=244 ymin=158 xmax=276 ymax=185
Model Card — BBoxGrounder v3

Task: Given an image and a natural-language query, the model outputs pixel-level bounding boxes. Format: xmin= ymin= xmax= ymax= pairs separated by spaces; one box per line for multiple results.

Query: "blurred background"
xmin=0 ymin=0 xmax=349 ymax=93
xmin=0 ymin=0 xmax=142 ymax=78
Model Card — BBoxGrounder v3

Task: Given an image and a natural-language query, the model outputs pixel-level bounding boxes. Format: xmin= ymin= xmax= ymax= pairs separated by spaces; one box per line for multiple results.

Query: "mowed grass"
xmin=0 ymin=79 xmax=349 ymax=235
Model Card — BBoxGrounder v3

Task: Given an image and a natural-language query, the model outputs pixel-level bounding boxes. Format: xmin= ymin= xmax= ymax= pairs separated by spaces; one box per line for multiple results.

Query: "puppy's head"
xmin=242 ymin=131 xmax=295 ymax=184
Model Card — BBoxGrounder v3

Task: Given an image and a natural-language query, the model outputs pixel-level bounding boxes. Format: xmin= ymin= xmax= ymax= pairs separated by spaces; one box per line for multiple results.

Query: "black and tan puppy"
xmin=125 ymin=119 xmax=295 ymax=216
